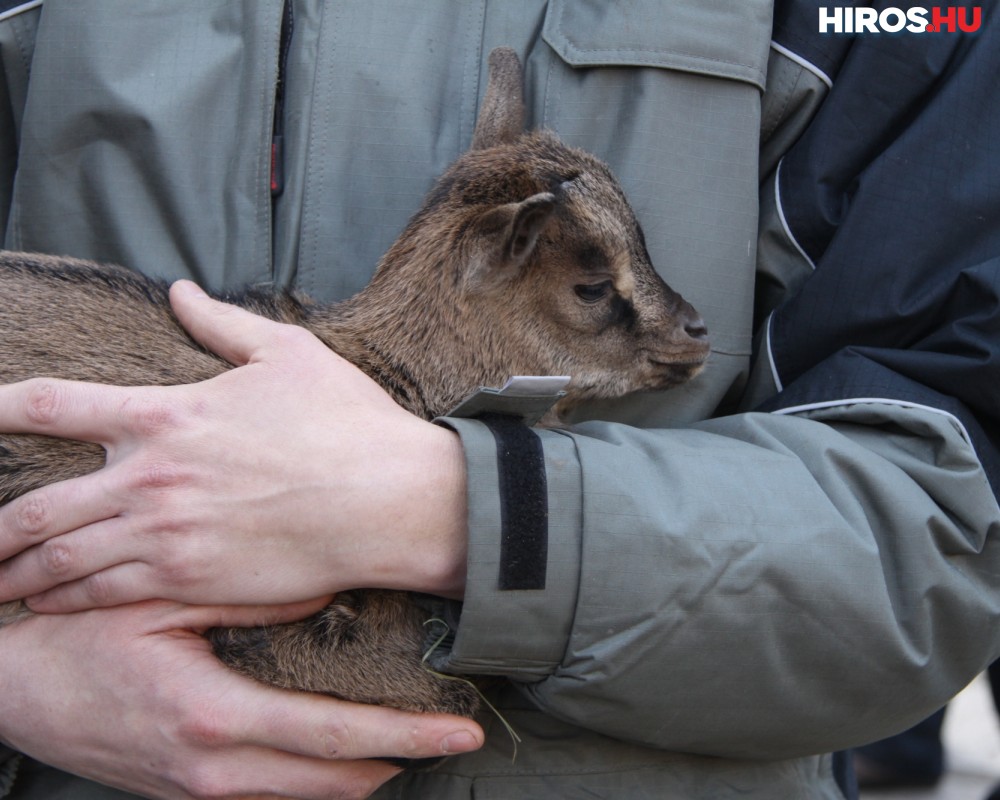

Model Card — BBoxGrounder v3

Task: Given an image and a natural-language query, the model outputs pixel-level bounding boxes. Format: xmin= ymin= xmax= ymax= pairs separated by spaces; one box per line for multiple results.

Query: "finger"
xmin=170 ymin=598 xmax=337 ymax=631
xmin=23 ymin=559 xmax=170 ymax=613
xmin=169 ymin=280 xmax=283 ymax=368
xmin=0 ymin=473 xmax=122 ymax=566
xmin=1 ymin=535 xmax=132 ymax=609
xmin=26 ymin=555 xmax=337 ymax=613
xmin=0 ymin=377 xmax=138 ymax=442
xmin=219 ymin=680 xmax=484 ymax=762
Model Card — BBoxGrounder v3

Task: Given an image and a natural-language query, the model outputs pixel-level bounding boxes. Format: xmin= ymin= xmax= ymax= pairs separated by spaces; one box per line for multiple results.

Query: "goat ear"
xmin=505 ymin=192 xmax=557 ymax=263
xmin=464 ymin=192 xmax=557 ymax=291
xmin=471 ymin=47 xmax=525 ymax=150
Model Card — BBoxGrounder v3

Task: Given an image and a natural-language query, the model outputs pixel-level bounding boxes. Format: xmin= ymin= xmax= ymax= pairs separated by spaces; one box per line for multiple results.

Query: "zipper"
xmin=271 ymin=0 xmax=294 ymax=197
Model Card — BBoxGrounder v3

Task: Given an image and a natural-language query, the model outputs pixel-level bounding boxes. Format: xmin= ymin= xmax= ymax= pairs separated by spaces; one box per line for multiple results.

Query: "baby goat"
xmin=0 ymin=49 xmax=709 ymax=716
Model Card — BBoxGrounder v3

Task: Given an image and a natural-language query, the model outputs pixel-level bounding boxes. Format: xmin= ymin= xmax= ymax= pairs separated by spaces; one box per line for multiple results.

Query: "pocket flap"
xmin=543 ymin=0 xmax=772 ymax=89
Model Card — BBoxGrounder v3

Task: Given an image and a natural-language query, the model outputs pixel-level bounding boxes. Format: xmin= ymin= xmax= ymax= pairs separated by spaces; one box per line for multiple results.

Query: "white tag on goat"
xmin=444 ymin=375 xmax=570 ymax=425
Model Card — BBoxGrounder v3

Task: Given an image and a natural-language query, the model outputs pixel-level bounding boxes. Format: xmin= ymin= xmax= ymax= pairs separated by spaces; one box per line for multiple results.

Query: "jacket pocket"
xmin=7 ymin=1 xmax=283 ymax=289
xmin=541 ymin=0 xmax=771 ymax=88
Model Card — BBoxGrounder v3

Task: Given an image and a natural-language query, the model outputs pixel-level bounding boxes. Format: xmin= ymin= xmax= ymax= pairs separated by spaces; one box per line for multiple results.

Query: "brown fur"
xmin=0 ymin=49 xmax=708 ymax=716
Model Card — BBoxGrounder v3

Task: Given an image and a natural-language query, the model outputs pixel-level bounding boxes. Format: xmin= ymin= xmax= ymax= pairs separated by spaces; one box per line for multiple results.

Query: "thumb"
xmin=169 ymin=280 xmax=276 ymax=367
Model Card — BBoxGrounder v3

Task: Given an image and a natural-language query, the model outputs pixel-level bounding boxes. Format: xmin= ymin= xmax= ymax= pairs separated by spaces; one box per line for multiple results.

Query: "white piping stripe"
xmin=0 ymin=1 xmax=41 ymax=23
xmin=770 ymin=40 xmax=833 ymax=89
xmin=775 ymin=159 xmax=817 ymax=272
xmin=771 ymin=397 xmax=976 ymax=449
xmin=765 ymin=312 xmax=784 ymax=392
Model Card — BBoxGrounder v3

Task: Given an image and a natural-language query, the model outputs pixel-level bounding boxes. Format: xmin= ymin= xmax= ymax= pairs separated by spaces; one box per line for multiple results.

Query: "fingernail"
xmin=440 ymin=730 xmax=481 ymax=754
xmin=173 ymin=279 xmax=207 ymax=298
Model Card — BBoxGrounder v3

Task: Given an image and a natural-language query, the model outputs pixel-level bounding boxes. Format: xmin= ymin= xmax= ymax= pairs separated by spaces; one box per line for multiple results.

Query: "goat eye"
xmin=574 ymin=280 xmax=613 ymax=304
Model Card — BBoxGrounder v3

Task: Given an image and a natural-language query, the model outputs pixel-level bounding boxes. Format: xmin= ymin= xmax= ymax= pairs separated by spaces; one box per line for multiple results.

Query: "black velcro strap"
xmin=479 ymin=414 xmax=548 ymax=591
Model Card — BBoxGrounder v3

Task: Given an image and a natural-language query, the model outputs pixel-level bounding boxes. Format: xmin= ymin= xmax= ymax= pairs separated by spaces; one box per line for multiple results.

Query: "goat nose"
xmin=683 ymin=314 xmax=709 ymax=342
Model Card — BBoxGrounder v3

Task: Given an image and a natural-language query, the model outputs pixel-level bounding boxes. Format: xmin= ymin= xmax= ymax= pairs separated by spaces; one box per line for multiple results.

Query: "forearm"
xmin=433 ymin=403 xmax=1000 ymax=759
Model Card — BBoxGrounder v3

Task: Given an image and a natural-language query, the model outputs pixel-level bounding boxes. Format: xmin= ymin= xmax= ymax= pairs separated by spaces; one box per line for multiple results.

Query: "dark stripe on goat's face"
xmin=605 ymin=293 xmax=638 ymax=332
xmin=577 ymin=245 xmax=610 ymax=274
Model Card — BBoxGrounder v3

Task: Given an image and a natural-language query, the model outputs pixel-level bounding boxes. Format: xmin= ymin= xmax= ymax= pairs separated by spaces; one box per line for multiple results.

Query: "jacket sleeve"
xmin=2 ymin=2 xmax=281 ymax=288
xmin=431 ymin=3 xmax=1000 ymax=761
xmin=436 ymin=405 xmax=999 ymax=760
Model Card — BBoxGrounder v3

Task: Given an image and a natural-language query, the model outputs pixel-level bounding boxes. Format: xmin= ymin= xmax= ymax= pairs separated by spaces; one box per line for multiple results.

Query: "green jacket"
xmin=2 ymin=2 xmax=998 ymax=798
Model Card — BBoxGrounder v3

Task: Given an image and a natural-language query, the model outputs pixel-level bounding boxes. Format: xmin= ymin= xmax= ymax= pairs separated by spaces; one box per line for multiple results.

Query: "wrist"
xmin=365 ymin=418 xmax=468 ymax=599
xmin=413 ymin=421 xmax=469 ymax=599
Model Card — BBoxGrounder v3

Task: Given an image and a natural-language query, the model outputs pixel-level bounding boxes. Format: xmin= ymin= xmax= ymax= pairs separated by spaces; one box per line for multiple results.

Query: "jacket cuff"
xmin=433 ymin=417 xmax=582 ymax=681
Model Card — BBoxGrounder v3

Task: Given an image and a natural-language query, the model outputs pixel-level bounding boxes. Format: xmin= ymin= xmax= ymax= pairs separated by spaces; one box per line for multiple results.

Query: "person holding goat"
xmin=0 ymin=2 xmax=997 ymax=799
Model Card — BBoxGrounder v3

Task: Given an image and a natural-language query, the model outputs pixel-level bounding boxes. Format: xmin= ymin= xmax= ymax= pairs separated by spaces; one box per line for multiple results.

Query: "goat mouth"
xmin=646 ymin=352 xmax=709 ymax=386
xmin=647 ymin=350 xmax=710 ymax=370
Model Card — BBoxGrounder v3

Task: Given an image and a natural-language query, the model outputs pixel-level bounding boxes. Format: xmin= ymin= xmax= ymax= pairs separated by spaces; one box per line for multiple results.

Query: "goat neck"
xmin=302 ymin=267 xmax=503 ymax=423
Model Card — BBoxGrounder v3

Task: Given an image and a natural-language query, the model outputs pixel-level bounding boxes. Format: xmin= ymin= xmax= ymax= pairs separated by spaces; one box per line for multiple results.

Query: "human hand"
xmin=0 ymin=280 xmax=468 ymax=611
xmin=0 ymin=599 xmax=483 ymax=799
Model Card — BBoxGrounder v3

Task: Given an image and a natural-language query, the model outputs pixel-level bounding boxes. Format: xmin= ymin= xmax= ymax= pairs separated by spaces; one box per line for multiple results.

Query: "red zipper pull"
xmin=271 ymin=134 xmax=284 ymax=196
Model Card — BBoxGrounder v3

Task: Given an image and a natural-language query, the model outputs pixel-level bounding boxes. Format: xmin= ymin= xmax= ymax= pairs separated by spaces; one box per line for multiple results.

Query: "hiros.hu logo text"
xmin=819 ymin=6 xmax=983 ymax=33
